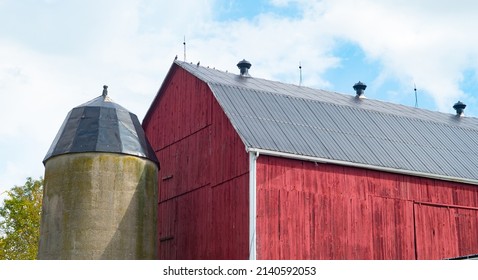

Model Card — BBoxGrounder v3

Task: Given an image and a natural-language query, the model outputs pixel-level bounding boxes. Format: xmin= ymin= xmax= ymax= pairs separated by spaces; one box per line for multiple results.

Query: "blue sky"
xmin=2 ymin=0 xmax=478 ymax=199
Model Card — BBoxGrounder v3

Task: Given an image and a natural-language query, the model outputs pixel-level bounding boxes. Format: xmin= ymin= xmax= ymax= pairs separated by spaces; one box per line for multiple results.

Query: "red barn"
xmin=142 ymin=59 xmax=478 ymax=260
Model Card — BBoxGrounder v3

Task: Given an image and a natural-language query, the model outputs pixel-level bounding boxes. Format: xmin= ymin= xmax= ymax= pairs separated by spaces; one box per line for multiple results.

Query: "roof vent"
xmin=237 ymin=59 xmax=252 ymax=76
xmin=453 ymin=101 xmax=466 ymax=116
xmin=353 ymin=81 xmax=367 ymax=98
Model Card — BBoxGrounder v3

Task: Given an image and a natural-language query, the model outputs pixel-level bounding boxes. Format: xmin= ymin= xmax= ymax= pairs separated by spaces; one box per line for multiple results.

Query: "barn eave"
xmin=246 ymin=147 xmax=478 ymax=187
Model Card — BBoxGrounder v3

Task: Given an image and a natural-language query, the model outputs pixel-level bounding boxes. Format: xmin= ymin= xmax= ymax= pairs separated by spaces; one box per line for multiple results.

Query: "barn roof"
xmin=159 ymin=60 xmax=478 ymax=184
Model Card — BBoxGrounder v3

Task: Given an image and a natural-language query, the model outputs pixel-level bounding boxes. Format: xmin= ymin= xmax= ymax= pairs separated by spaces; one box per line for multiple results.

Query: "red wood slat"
xmin=347 ymin=197 xmax=373 ymax=259
xmin=456 ymin=208 xmax=478 ymax=256
xmin=256 ymin=155 xmax=478 ymax=259
xmin=158 ymin=199 xmax=178 ymax=259
xmin=144 ymin=67 xmax=249 ymax=259
xmin=315 ymin=194 xmax=333 ymax=259
xmin=371 ymin=197 xmax=415 ymax=259
xmin=257 ymin=188 xmax=280 ymax=259
xmin=414 ymin=204 xmax=459 ymax=259
xmin=211 ymin=175 xmax=249 ymax=259
xmin=146 ymin=66 xmax=478 ymax=260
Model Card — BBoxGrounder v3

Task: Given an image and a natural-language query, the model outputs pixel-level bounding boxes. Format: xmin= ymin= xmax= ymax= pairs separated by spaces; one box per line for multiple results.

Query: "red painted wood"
xmin=211 ymin=174 xmax=249 ymax=259
xmin=414 ymin=204 xmax=478 ymax=259
xmin=414 ymin=203 xmax=459 ymax=259
xmin=371 ymin=197 xmax=415 ymax=259
xmin=145 ymin=65 xmax=478 ymax=260
xmin=144 ymin=66 xmax=249 ymax=259
xmin=156 ymin=128 xmax=211 ymax=201
xmin=143 ymin=66 xmax=212 ymax=150
xmin=455 ymin=208 xmax=478 ymax=256
xmin=256 ymin=155 xmax=478 ymax=259
xmin=158 ymin=197 xmax=177 ymax=259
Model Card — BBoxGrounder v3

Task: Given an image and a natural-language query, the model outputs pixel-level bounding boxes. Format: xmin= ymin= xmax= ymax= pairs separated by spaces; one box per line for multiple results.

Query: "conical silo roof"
xmin=43 ymin=85 xmax=159 ymax=166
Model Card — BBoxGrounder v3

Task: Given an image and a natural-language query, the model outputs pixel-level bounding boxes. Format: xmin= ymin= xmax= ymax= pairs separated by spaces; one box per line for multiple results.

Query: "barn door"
xmin=414 ymin=203 xmax=478 ymax=259
xmin=371 ymin=197 xmax=415 ymax=259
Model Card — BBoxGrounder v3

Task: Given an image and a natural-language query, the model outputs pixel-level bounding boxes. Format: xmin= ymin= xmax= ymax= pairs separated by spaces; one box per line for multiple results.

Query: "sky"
xmin=2 ymin=0 xmax=478 ymax=200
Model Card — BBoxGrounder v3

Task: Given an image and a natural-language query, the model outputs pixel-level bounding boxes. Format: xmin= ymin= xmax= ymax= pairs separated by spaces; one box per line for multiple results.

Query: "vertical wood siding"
xmin=144 ymin=65 xmax=478 ymax=260
xmin=143 ymin=66 xmax=249 ymax=259
xmin=256 ymin=155 xmax=478 ymax=259
xmin=415 ymin=204 xmax=478 ymax=259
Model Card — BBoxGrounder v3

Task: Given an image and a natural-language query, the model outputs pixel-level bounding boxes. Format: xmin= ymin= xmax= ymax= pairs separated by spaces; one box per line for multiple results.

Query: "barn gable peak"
xmin=144 ymin=60 xmax=478 ymax=185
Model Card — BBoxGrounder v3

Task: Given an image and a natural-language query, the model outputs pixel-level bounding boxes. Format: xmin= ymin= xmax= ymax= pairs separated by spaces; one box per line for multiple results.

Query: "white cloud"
xmin=316 ymin=0 xmax=478 ymax=111
xmin=0 ymin=0 xmax=218 ymax=193
xmin=2 ymin=0 xmax=478 ymax=196
xmin=182 ymin=10 xmax=340 ymax=88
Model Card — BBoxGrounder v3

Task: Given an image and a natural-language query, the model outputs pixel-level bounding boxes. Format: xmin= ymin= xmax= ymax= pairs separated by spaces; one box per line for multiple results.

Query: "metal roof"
xmin=44 ymin=86 xmax=159 ymax=165
xmin=175 ymin=61 xmax=478 ymax=184
xmin=447 ymin=253 xmax=478 ymax=260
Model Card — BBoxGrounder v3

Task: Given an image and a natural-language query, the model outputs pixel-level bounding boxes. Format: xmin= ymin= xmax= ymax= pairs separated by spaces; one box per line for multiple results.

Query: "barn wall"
xmin=143 ymin=66 xmax=249 ymax=259
xmin=256 ymin=155 xmax=478 ymax=260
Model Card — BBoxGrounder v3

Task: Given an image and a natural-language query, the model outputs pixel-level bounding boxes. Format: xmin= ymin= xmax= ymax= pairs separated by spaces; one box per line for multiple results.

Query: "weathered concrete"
xmin=38 ymin=153 xmax=158 ymax=259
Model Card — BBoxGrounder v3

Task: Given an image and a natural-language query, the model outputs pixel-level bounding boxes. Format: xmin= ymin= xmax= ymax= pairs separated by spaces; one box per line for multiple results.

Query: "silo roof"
xmin=44 ymin=86 xmax=159 ymax=166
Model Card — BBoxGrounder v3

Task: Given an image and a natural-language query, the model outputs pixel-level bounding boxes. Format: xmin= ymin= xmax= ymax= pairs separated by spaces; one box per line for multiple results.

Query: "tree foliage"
xmin=0 ymin=177 xmax=43 ymax=260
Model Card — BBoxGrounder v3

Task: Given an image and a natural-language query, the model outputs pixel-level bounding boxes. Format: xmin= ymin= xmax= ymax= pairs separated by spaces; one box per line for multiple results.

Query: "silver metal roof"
xmin=44 ymin=86 xmax=158 ymax=165
xmin=176 ymin=61 xmax=478 ymax=183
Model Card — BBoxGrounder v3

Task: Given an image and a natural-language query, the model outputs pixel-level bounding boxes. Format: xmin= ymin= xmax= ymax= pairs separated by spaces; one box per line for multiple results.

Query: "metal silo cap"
xmin=43 ymin=86 xmax=159 ymax=167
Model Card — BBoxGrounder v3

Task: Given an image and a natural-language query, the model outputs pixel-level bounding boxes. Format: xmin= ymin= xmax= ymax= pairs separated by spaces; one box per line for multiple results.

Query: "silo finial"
xmin=102 ymin=85 xmax=108 ymax=97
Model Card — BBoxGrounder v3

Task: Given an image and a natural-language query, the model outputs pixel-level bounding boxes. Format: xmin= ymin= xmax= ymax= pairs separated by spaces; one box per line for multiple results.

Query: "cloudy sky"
xmin=1 ymin=0 xmax=478 ymax=199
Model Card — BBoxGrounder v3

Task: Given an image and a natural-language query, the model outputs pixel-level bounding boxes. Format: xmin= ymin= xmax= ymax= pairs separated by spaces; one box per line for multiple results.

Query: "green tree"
xmin=0 ymin=177 xmax=43 ymax=260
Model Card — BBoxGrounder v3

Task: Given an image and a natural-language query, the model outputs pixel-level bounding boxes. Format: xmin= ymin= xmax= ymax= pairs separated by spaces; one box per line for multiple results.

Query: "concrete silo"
xmin=38 ymin=86 xmax=159 ymax=259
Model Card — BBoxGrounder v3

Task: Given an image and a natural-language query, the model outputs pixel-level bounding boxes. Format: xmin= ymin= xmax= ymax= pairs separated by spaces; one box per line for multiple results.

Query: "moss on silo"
xmin=38 ymin=153 xmax=158 ymax=259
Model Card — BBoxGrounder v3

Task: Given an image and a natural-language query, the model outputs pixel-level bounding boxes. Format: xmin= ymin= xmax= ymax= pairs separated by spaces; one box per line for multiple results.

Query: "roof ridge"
xmin=176 ymin=60 xmax=478 ymax=124
xmin=211 ymin=82 xmax=478 ymax=132
xmin=153 ymin=59 xmax=478 ymax=183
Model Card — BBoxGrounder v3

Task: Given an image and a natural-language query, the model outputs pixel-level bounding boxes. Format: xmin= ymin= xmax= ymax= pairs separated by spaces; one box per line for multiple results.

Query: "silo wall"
xmin=38 ymin=152 xmax=158 ymax=259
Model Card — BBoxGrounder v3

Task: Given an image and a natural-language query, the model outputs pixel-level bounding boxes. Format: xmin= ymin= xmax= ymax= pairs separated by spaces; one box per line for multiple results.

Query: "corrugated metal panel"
xmin=143 ymin=62 xmax=478 ymax=260
xmin=198 ymin=66 xmax=478 ymax=183
xmin=179 ymin=61 xmax=478 ymax=129
xmin=212 ymin=87 xmax=259 ymax=148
